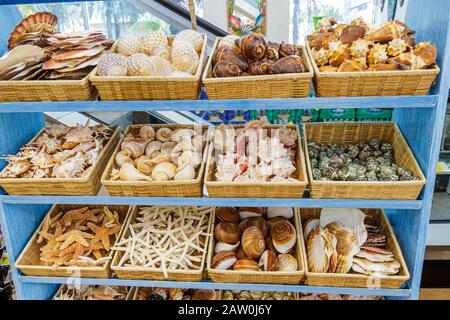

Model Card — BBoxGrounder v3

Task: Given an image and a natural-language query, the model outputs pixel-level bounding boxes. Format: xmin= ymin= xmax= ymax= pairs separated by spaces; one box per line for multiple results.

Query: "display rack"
xmin=0 ymin=0 xmax=449 ymax=300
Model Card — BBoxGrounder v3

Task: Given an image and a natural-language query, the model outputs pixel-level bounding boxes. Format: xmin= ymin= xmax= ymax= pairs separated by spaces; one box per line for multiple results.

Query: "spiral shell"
xmin=139 ymin=126 xmax=155 ymax=140
xmin=214 ymin=222 xmax=240 ymax=244
xmin=216 ymin=207 xmax=239 ymax=223
xmin=140 ymin=32 xmax=168 ymax=53
xmin=212 ymin=251 xmax=237 ymax=270
xmin=242 ymin=226 xmax=265 ymax=259
xmin=97 ymin=53 xmax=127 ymax=76
xmin=117 ymin=35 xmax=140 ymax=56
xmin=258 ymin=250 xmax=279 ymax=271
xmin=151 ymin=162 xmax=176 ymax=181
xmin=233 ymin=258 xmax=258 ymax=271
xmin=271 ymin=221 xmax=297 ymax=254
xmin=173 ymin=29 xmax=203 ymax=53
xmin=135 ymin=155 xmax=153 ymax=175
xmin=236 ymin=33 xmax=268 ymax=60
xmin=238 ymin=217 xmax=269 ymax=237
xmin=170 ymin=41 xmax=199 ymax=74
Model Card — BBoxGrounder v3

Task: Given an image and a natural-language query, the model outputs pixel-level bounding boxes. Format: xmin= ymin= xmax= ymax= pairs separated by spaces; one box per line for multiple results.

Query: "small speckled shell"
xmin=140 ymin=32 xmax=169 ymax=53
xmin=117 ymin=35 xmax=140 ymax=56
xmin=170 ymin=41 xmax=199 ymax=74
xmin=173 ymin=29 xmax=203 ymax=53
xmin=97 ymin=52 xmax=127 ymax=76
xmin=145 ymin=45 xmax=170 ymax=61
xmin=127 ymin=53 xmax=172 ymax=76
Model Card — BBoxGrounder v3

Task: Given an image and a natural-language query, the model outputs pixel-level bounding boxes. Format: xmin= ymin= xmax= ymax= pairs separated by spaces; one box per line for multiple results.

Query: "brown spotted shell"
xmin=140 ymin=32 xmax=168 ymax=52
xmin=242 ymin=226 xmax=265 ymax=259
xmin=117 ymin=35 xmax=140 ymax=56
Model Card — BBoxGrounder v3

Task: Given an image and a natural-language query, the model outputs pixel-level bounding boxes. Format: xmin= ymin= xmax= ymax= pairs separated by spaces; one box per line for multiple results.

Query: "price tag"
xmin=437 ymin=163 xmax=443 ymax=173
xmin=1 ymin=255 xmax=8 ymax=265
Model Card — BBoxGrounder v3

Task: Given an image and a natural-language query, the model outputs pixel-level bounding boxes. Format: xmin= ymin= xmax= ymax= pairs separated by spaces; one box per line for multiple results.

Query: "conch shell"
xmin=328 ymin=42 xmax=351 ymax=67
xmin=337 ymin=59 xmax=366 ymax=72
xmin=387 ymin=38 xmax=409 ymax=57
xmin=367 ymin=43 xmax=388 ymax=65
xmin=139 ymin=126 xmax=155 ymax=141
xmin=270 ymin=55 xmax=306 ymax=74
xmin=311 ymin=48 xmax=329 ymax=66
xmin=135 ymin=155 xmax=154 ymax=175
xmin=414 ymin=42 xmax=437 ymax=66
xmin=340 ymin=25 xmax=366 ymax=45
xmin=248 ymin=59 xmax=271 ymax=75
xmin=242 ymin=226 xmax=265 ymax=259
xmin=150 ymin=162 xmax=176 ymax=181
xmin=145 ymin=140 xmax=162 ymax=158
xmin=213 ymin=61 xmax=242 ymax=77
xmin=174 ymin=164 xmax=195 ymax=180
xmin=111 ymin=162 xmax=151 ymax=181
xmin=350 ymin=38 xmax=370 ymax=60
xmin=235 ymin=33 xmax=268 ymax=60
xmin=213 ymin=46 xmax=248 ymax=71
xmin=115 ymin=150 xmax=133 ymax=167
xmin=121 ymin=141 xmax=145 ymax=159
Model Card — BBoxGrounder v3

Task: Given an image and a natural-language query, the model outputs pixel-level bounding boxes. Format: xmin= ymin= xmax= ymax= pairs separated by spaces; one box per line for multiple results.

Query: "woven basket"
xmin=207 ymin=209 xmax=306 ymax=284
xmin=205 ymin=124 xmax=308 ymax=198
xmin=111 ymin=206 xmax=213 ymax=282
xmin=0 ymin=126 xmax=120 ymax=195
xmin=0 ymin=69 xmax=97 ymax=102
xmin=132 ymin=288 xmax=219 ymax=300
xmin=53 ymin=285 xmax=136 ymax=300
xmin=305 ymin=39 xmax=440 ymax=97
xmin=217 ymin=291 xmax=300 ymax=300
xmin=303 ymin=122 xmax=426 ymax=199
xmin=101 ymin=124 xmax=211 ymax=197
xmin=300 ymin=208 xmax=410 ymax=289
xmin=90 ymin=35 xmax=207 ymax=100
xmin=202 ymin=37 xmax=314 ymax=99
xmin=15 ymin=204 xmax=132 ymax=278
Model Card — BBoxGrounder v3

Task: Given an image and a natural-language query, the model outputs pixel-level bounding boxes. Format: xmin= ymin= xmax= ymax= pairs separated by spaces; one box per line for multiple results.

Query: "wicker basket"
xmin=0 ymin=69 xmax=97 ymax=102
xmin=207 ymin=209 xmax=306 ymax=284
xmin=132 ymin=288 xmax=219 ymax=300
xmin=101 ymin=124 xmax=211 ymax=197
xmin=300 ymin=208 xmax=410 ymax=289
xmin=303 ymin=122 xmax=426 ymax=199
xmin=53 ymin=285 xmax=136 ymax=300
xmin=205 ymin=124 xmax=308 ymax=198
xmin=202 ymin=37 xmax=314 ymax=99
xmin=217 ymin=291 xmax=300 ymax=300
xmin=90 ymin=35 xmax=207 ymax=100
xmin=0 ymin=126 xmax=120 ymax=195
xmin=15 ymin=204 xmax=132 ymax=278
xmin=111 ymin=206 xmax=213 ymax=282
xmin=305 ymin=39 xmax=440 ymax=97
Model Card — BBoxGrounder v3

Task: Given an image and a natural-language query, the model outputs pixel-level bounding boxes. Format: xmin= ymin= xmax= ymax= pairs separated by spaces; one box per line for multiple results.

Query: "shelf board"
xmin=0 ymin=195 xmax=423 ymax=209
xmin=0 ymin=95 xmax=438 ymax=113
xmin=18 ymin=275 xmax=411 ymax=297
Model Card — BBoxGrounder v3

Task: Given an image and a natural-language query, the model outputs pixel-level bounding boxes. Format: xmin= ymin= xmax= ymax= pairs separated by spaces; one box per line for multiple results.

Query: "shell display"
xmin=117 ymin=35 xmax=140 ymax=56
xmin=170 ymin=41 xmax=199 ymax=74
xmin=54 ymin=285 xmax=130 ymax=300
xmin=222 ymin=290 xmax=296 ymax=300
xmin=173 ymin=29 xmax=203 ymax=53
xmin=136 ymin=287 xmax=215 ymax=301
xmin=139 ymin=32 xmax=169 ymax=53
xmin=97 ymin=52 xmax=127 ymax=76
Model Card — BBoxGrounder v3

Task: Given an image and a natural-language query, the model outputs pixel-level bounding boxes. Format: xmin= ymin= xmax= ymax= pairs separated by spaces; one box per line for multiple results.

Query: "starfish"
xmin=37 ymin=214 xmax=51 ymax=244
xmin=60 ymin=207 xmax=97 ymax=227
xmin=56 ymin=230 xmax=94 ymax=250
xmin=88 ymin=222 xmax=121 ymax=251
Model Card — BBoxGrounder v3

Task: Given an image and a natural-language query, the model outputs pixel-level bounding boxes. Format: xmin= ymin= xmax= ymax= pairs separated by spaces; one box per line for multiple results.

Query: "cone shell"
xmin=8 ymin=12 xmax=57 ymax=49
xmin=173 ymin=29 xmax=203 ymax=53
xmin=233 ymin=258 xmax=258 ymax=271
xmin=170 ymin=40 xmax=199 ymax=74
xmin=97 ymin=52 xmax=127 ymax=76
xmin=271 ymin=221 xmax=296 ymax=254
xmin=242 ymin=226 xmax=265 ymax=259
xmin=214 ymin=222 xmax=240 ymax=244
xmin=216 ymin=207 xmax=239 ymax=223
xmin=140 ymin=32 xmax=168 ymax=53
xmin=212 ymin=251 xmax=237 ymax=270
xmin=117 ymin=35 xmax=140 ymax=56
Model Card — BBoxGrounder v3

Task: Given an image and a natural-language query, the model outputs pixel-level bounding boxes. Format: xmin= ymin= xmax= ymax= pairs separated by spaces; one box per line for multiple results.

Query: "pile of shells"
xmin=308 ymin=17 xmax=437 ymax=72
xmin=110 ymin=125 xmax=206 ymax=182
xmin=211 ymin=207 xmax=299 ymax=272
xmin=135 ymin=288 xmax=216 ymax=300
xmin=54 ymin=285 xmax=130 ymax=300
xmin=0 ymin=123 xmax=113 ymax=179
xmin=97 ymin=29 xmax=203 ymax=77
xmin=307 ymin=140 xmax=419 ymax=181
xmin=212 ymin=32 xmax=308 ymax=77
xmin=222 ymin=290 xmax=296 ymax=300
xmin=299 ymin=293 xmax=382 ymax=300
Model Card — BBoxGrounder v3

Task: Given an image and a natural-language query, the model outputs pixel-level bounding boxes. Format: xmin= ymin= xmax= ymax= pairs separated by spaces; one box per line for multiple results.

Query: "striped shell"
xmin=140 ymin=32 xmax=168 ymax=53
xmin=170 ymin=41 xmax=199 ymax=74
xmin=233 ymin=258 xmax=258 ymax=271
xmin=8 ymin=12 xmax=57 ymax=49
xmin=97 ymin=53 xmax=127 ymax=76
xmin=242 ymin=226 xmax=265 ymax=259
xmin=173 ymin=29 xmax=203 ymax=53
xmin=271 ymin=221 xmax=296 ymax=253
xmin=117 ymin=35 xmax=140 ymax=56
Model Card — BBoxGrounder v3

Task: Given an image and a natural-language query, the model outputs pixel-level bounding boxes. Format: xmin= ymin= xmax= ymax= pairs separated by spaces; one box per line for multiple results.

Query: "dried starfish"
xmin=57 ymin=230 xmax=94 ymax=250
xmin=88 ymin=223 xmax=121 ymax=251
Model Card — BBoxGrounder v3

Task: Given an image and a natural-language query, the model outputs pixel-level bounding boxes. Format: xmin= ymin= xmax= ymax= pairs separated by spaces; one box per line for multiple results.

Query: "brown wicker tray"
xmin=217 ymin=290 xmax=300 ymax=300
xmin=90 ymin=35 xmax=207 ymax=100
xmin=202 ymin=37 xmax=314 ymax=99
xmin=53 ymin=285 xmax=136 ymax=300
xmin=101 ymin=124 xmax=211 ymax=197
xmin=15 ymin=204 xmax=132 ymax=278
xmin=305 ymin=39 xmax=440 ymax=97
xmin=111 ymin=206 xmax=213 ymax=282
xmin=207 ymin=209 xmax=306 ymax=284
xmin=0 ymin=125 xmax=120 ymax=195
xmin=300 ymin=208 xmax=410 ymax=289
xmin=205 ymin=124 xmax=308 ymax=198
xmin=303 ymin=122 xmax=426 ymax=199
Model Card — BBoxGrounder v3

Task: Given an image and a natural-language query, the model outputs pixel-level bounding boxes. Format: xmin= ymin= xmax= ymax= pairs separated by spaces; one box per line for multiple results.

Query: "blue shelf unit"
xmin=0 ymin=0 xmax=449 ymax=300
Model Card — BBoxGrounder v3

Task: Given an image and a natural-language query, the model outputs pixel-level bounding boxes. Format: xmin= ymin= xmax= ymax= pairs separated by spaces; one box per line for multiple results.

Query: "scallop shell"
xmin=306 ymin=227 xmax=329 ymax=273
xmin=170 ymin=40 xmax=199 ymax=74
xmin=214 ymin=222 xmax=240 ymax=244
xmin=216 ymin=207 xmax=239 ymax=223
xmin=271 ymin=221 xmax=297 ymax=254
xmin=97 ymin=53 xmax=127 ymax=76
xmin=140 ymin=32 xmax=168 ymax=53
xmin=303 ymin=218 xmax=320 ymax=240
xmin=117 ymin=35 xmax=140 ymax=56
xmin=242 ymin=226 xmax=265 ymax=259
xmin=233 ymin=258 xmax=259 ymax=271
xmin=267 ymin=207 xmax=293 ymax=219
xmin=211 ymin=251 xmax=237 ymax=270
xmin=8 ymin=12 xmax=57 ymax=49
xmin=320 ymin=208 xmax=367 ymax=246
xmin=173 ymin=29 xmax=203 ymax=53
xmin=277 ymin=254 xmax=298 ymax=271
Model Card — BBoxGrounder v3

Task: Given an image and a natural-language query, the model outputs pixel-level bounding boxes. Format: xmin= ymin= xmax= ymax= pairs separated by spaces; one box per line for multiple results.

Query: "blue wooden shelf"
xmin=0 ymin=95 xmax=438 ymax=113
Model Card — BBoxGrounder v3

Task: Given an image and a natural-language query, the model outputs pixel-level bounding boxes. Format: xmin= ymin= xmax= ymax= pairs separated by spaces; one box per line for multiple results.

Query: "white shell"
xmin=145 ymin=140 xmax=162 ymax=158
xmin=267 ymin=207 xmax=293 ymax=219
xmin=115 ymin=162 xmax=151 ymax=181
xmin=143 ymin=45 xmax=170 ymax=61
xmin=170 ymin=40 xmax=199 ymax=74
xmin=140 ymin=32 xmax=168 ymax=53
xmin=239 ymin=209 xmax=263 ymax=220
xmin=151 ymin=162 xmax=176 ymax=181
xmin=156 ymin=128 xmax=173 ymax=142
xmin=172 ymin=128 xmax=195 ymax=142
xmin=303 ymin=218 xmax=320 ymax=240
xmin=117 ymin=35 xmax=140 ymax=56
xmin=306 ymin=227 xmax=329 ymax=273
xmin=214 ymin=241 xmax=240 ymax=253
xmin=127 ymin=54 xmax=172 ymax=77
xmin=173 ymin=29 xmax=203 ymax=52
xmin=320 ymin=208 xmax=367 ymax=246
xmin=174 ymin=164 xmax=195 ymax=180
xmin=277 ymin=254 xmax=298 ymax=271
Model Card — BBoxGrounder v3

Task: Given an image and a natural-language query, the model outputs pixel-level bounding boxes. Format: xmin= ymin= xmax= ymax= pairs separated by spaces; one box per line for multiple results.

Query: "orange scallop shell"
xmin=8 ymin=12 xmax=57 ymax=49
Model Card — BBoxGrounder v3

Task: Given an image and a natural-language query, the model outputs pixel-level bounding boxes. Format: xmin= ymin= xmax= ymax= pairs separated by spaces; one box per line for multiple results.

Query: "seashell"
xmin=176 ymin=151 xmax=202 ymax=170
xmin=326 ymin=222 xmax=359 ymax=256
xmin=211 ymin=251 xmax=237 ymax=270
xmin=215 ymin=241 xmax=240 ymax=253
xmin=308 ymin=32 xmax=337 ymax=50
xmin=319 ymin=65 xmax=338 ymax=72
xmin=350 ymin=38 xmax=370 ymax=61
xmin=337 ymin=58 xmax=366 ymax=72
xmin=214 ymin=222 xmax=240 ymax=244
xmin=140 ymin=32 xmax=168 ymax=53
xmin=248 ymin=59 xmax=271 ymax=75
xmin=171 ymin=41 xmax=199 ymax=74
xmin=117 ymin=35 xmax=140 ymax=56
xmin=151 ymin=162 xmax=176 ymax=181
xmin=191 ymin=289 xmax=216 ymax=301
xmin=238 ymin=217 xmax=269 ymax=237
xmin=8 ymin=12 xmax=58 ymax=49
xmin=303 ymin=218 xmax=320 ymax=240
xmin=367 ymin=44 xmax=388 ymax=65
xmin=233 ymin=258 xmax=259 ymax=271
xmin=139 ymin=126 xmax=155 ymax=140
xmin=306 ymin=227 xmax=329 ymax=273
xmin=212 ymin=61 xmax=242 ymax=77
xmin=267 ymin=207 xmax=293 ymax=219
xmin=115 ymin=150 xmax=133 ymax=167
xmin=271 ymin=221 xmax=296 ymax=254
xmin=242 ymin=226 xmax=266 ymax=259
xmin=145 ymin=140 xmax=162 ymax=158
xmin=173 ymin=29 xmax=203 ymax=52
xmin=172 ymin=128 xmax=195 ymax=143
xmin=239 ymin=207 xmax=264 ymax=220
xmin=6 ymin=159 xmax=30 ymax=177
xmin=111 ymin=162 xmax=151 ymax=181
xmin=270 ymin=55 xmax=307 ymax=74
xmin=144 ymin=45 xmax=170 ymax=60
xmin=127 ymin=54 xmax=172 ymax=76
xmin=235 ymin=33 xmax=267 ymax=60
xmin=213 ymin=46 xmax=248 ymax=71
xmin=328 ymin=42 xmax=351 ymax=67
xmin=235 ymin=246 xmax=249 ymax=259
xmin=216 ymin=207 xmax=239 ymax=223
xmin=121 ymin=141 xmax=145 ymax=159
xmin=156 ymin=128 xmax=173 ymax=142
xmin=265 ymin=236 xmax=278 ymax=253
xmin=353 ymin=257 xmax=400 ymax=274
xmin=258 ymin=250 xmax=279 ymax=271
xmin=387 ymin=38 xmax=408 ymax=57
xmin=320 ymin=208 xmax=367 ymax=246
xmin=222 ymin=291 xmax=234 ymax=300
xmin=311 ymin=48 xmax=329 ymax=66
xmin=277 ymin=254 xmax=298 ymax=271
xmin=414 ymin=42 xmax=437 ymax=67
xmin=0 ymin=45 xmax=45 ymax=71
xmin=174 ymin=164 xmax=195 ymax=180
xmin=267 ymin=217 xmax=289 ymax=230
xmin=161 ymin=141 xmax=177 ymax=154
xmin=340 ymin=25 xmax=365 ymax=45
xmin=250 ymin=291 xmax=264 ymax=300
xmin=97 ymin=53 xmax=127 ymax=76
xmin=218 ymin=35 xmax=240 ymax=50
xmin=388 ymin=52 xmax=426 ymax=70
xmin=135 ymin=155 xmax=153 ymax=175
